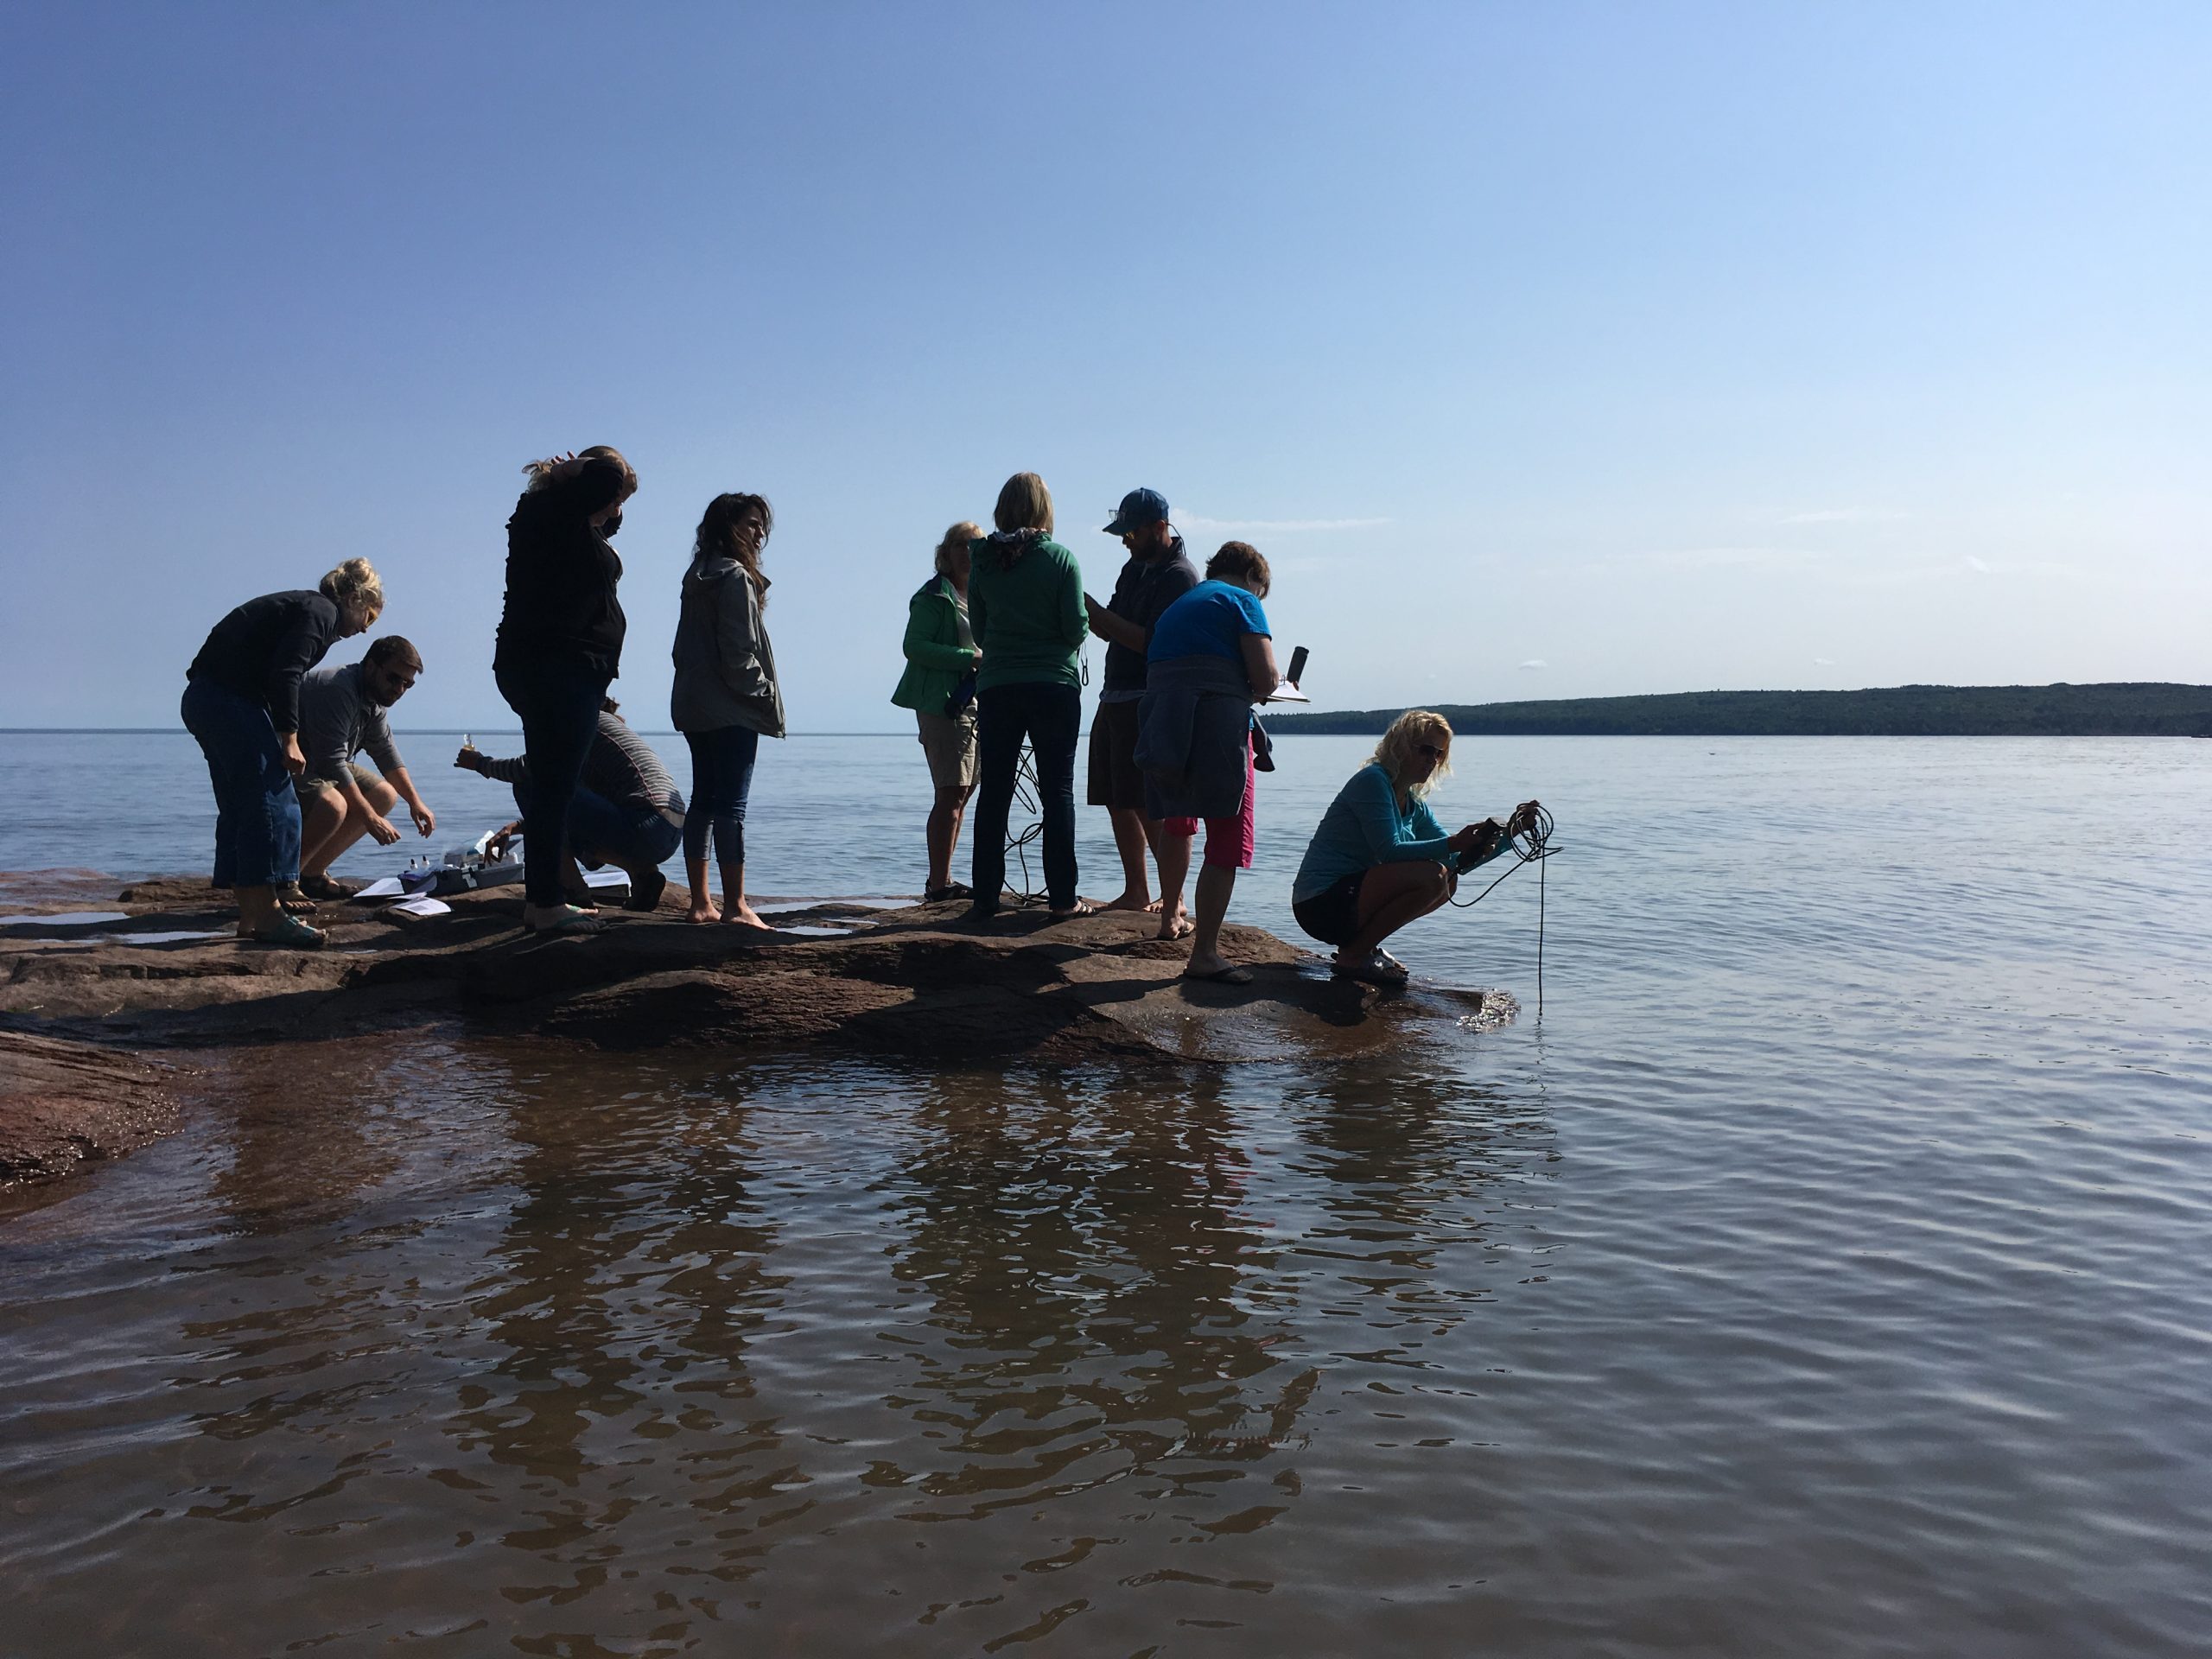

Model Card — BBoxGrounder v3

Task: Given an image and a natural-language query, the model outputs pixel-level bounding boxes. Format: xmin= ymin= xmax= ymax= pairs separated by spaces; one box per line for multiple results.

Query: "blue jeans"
xmin=683 ymin=726 xmax=760 ymax=872
xmin=969 ymin=681 xmax=1080 ymax=913
xmin=567 ymin=787 xmax=683 ymax=871
xmin=497 ymin=658 xmax=612 ymax=906
xmin=181 ymin=677 xmax=301 ymax=889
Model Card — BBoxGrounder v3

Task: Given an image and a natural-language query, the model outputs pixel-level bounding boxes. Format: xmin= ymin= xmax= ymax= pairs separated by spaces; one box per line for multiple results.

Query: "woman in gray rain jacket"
xmin=671 ymin=492 xmax=785 ymax=926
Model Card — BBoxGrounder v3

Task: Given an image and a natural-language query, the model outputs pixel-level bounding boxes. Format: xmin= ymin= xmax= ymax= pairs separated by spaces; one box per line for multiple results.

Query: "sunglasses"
xmin=1414 ymin=743 xmax=1448 ymax=760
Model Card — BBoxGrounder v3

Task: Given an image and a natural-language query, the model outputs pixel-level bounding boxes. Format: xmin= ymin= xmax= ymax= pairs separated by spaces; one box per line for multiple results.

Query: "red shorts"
xmin=1162 ymin=737 xmax=1255 ymax=870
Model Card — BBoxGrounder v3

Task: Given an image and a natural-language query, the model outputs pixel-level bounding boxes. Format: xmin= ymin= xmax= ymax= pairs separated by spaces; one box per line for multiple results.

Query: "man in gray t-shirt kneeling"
xmin=296 ymin=636 xmax=437 ymax=899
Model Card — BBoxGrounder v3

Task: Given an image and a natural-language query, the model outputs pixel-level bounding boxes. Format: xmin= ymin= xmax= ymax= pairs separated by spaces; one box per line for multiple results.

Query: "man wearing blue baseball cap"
xmin=1084 ymin=487 xmax=1201 ymax=930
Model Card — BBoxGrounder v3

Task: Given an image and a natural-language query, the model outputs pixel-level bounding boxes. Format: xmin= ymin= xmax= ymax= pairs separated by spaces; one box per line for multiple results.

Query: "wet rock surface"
xmin=0 ymin=1031 xmax=181 ymax=1182
xmin=1 ymin=872 xmax=1510 ymax=1185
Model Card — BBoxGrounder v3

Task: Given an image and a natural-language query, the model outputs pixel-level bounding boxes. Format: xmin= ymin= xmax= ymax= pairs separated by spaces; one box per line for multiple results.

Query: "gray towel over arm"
xmin=1133 ymin=653 xmax=1255 ymax=820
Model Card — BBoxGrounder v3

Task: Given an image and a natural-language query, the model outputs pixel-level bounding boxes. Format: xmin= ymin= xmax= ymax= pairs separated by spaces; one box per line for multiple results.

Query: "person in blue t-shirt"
xmin=1145 ymin=571 xmax=1270 ymax=664
xmin=1135 ymin=542 xmax=1281 ymax=983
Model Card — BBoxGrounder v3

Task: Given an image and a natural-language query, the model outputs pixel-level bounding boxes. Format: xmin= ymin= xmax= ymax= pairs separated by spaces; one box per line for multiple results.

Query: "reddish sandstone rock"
xmin=1 ymin=876 xmax=1510 ymax=1186
xmin=0 ymin=1030 xmax=181 ymax=1182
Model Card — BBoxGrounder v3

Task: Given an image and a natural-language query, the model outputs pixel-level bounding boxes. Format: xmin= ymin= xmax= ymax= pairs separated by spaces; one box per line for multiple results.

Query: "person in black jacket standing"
xmin=495 ymin=445 xmax=637 ymax=936
xmin=182 ymin=556 xmax=385 ymax=947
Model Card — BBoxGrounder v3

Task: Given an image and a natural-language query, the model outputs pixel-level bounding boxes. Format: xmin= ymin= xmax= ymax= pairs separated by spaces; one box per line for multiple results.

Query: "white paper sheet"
xmin=582 ymin=868 xmax=629 ymax=890
xmin=353 ymin=876 xmax=406 ymax=899
xmin=388 ymin=893 xmax=451 ymax=918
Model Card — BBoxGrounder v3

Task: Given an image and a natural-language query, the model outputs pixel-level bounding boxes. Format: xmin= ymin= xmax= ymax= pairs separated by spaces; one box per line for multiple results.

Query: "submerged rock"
xmin=0 ymin=874 xmax=1511 ymax=1185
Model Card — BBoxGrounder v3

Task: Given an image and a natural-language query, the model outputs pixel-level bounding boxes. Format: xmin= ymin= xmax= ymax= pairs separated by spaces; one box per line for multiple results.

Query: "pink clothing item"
xmin=1161 ymin=737 xmax=1255 ymax=870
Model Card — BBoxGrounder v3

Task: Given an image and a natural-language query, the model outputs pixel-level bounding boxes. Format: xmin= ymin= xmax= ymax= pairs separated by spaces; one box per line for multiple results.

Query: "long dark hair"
xmin=695 ymin=492 xmax=774 ymax=601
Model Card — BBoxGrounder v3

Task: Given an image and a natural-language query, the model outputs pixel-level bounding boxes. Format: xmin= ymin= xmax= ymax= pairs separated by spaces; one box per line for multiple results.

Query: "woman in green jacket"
xmin=892 ymin=520 xmax=984 ymax=900
xmin=964 ymin=473 xmax=1091 ymax=920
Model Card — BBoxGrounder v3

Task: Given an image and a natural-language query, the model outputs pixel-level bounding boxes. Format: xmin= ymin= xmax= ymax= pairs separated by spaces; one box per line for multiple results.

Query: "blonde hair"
xmin=319 ymin=557 xmax=384 ymax=618
xmin=993 ymin=473 xmax=1053 ymax=536
xmin=935 ymin=519 xmax=982 ymax=580
xmin=1373 ymin=709 xmax=1453 ymax=802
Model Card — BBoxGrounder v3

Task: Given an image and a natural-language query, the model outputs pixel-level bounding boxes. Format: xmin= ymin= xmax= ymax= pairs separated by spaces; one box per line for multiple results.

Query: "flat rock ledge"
xmin=1 ymin=874 xmax=1511 ymax=1184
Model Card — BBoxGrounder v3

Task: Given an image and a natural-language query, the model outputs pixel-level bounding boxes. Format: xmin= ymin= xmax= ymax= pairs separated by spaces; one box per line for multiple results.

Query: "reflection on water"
xmin=0 ymin=1043 xmax=1565 ymax=1654
xmin=882 ymin=1071 xmax=1300 ymax=1535
xmin=5 ymin=737 xmax=2212 ymax=1655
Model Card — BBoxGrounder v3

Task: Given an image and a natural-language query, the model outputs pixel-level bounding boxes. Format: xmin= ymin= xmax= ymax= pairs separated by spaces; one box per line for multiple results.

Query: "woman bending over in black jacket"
xmin=182 ymin=557 xmax=385 ymax=948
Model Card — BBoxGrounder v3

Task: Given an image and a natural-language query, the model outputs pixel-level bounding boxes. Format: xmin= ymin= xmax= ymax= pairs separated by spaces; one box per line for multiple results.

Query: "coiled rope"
xmin=1003 ymin=741 xmax=1050 ymax=906
xmin=1447 ymin=803 xmax=1556 ymax=1015
xmin=997 ymin=650 xmax=1088 ymax=907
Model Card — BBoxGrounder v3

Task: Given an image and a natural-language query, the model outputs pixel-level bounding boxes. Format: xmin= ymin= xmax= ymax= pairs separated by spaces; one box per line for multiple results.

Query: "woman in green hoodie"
xmin=891 ymin=520 xmax=984 ymax=901
xmin=963 ymin=473 xmax=1091 ymax=921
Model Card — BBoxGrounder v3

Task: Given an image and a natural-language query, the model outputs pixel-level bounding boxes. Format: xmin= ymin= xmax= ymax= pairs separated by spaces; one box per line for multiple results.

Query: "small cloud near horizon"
xmin=1603 ymin=545 xmax=1821 ymax=573
xmin=1518 ymin=658 xmax=1548 ymax=670
xmin=1778 ymin=507 xmax=1909 ymax=525
xmin=1179 ymin=514 xmax=1392 ymax=533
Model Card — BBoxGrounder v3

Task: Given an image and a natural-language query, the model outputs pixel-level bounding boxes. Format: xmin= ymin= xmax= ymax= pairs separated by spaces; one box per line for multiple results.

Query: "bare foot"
xmin=1103 ymin=891 xmax=1160 ymax=913
xmin=686 ymin=901 xmax=719 ymax=925
xmin=721 ymin=905 xmax=772 ymax=929
xmin=1155 ymin=914 xmax=1195 ymax=941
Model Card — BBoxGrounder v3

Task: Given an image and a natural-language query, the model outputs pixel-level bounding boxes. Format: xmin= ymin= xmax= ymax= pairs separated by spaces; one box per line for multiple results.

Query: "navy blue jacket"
xmin=187 ymin=588 xmax=342 ymax=733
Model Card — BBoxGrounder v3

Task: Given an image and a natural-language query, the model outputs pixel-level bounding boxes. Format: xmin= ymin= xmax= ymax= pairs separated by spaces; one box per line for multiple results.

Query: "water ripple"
xmin=3 ymin=738 xmax=2210 ymax=1654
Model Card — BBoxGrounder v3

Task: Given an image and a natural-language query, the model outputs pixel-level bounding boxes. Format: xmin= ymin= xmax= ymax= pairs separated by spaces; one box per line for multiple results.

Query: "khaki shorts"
xmin=294 ymin=761 xmax=379 ymax=799
xmin=916 ymin=709 xmax=977 ymax=790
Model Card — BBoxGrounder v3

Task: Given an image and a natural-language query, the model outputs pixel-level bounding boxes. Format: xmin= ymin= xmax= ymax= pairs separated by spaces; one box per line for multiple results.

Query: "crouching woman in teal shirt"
xmin=1291 ymin=709 xmax=1541 ymax=987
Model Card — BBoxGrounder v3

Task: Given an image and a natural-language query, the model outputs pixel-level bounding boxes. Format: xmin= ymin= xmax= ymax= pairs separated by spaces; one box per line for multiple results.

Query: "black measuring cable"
xmin=1447 ymin=804 xmax=1557 ymax=1014
xmin=1003 ymin=741 xmax=1050 ymax=906
xmin=995 ymin=649 xmax=1090 ymax=907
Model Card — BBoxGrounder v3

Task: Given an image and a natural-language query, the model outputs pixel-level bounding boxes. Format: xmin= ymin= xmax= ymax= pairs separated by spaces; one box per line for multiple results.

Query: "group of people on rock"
xmin=181 ymin=451 xmax=1538 ymax=986
xmin=884 ymin=472 xmax=1540 ymax=985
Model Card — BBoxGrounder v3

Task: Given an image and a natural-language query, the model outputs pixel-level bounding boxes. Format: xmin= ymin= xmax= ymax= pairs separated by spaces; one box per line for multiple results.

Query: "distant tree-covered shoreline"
xmin=1267 ymin=683 xmax=2212 ymax=737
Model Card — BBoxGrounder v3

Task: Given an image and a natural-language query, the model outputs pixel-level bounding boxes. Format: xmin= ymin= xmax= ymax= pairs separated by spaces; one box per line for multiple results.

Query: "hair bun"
xmin=320 ymin=556 xmax=385 ymax=611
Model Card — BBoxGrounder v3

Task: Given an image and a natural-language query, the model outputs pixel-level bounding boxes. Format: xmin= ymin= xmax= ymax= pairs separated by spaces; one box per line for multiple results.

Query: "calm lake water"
xmin=3 ymin=731 xmax=2209 ymax=1656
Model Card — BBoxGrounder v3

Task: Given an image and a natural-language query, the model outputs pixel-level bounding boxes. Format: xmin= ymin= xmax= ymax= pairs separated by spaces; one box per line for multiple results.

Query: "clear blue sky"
xmin=3 ymin=2 xmax=2205 ymax=729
